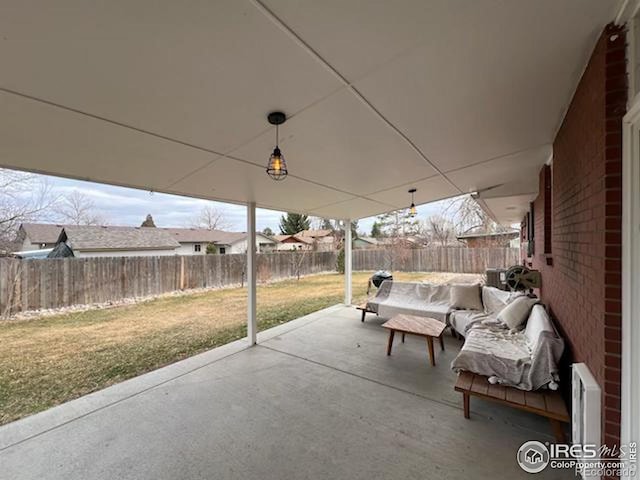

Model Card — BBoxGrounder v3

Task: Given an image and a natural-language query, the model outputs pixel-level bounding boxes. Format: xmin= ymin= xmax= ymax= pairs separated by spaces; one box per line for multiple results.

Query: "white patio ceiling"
xmin=0 ymin=0 xmax=621 ymax=224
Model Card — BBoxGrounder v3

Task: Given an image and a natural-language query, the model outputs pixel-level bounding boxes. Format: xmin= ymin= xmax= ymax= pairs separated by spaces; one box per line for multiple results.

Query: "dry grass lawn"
xmin=0 ymin=271 xmax=479 ymax=425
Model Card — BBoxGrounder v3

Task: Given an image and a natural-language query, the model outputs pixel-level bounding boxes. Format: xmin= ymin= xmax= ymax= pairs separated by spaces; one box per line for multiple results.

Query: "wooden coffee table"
xmin=382 ymin=314 xmax=446 ymax=366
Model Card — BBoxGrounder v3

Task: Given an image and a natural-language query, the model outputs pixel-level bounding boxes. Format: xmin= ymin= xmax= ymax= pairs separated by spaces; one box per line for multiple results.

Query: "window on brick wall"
xmin=526 ymin=205 xmax=535 ymax=257
xmin=632 ymin=10 xmax=640 ymax=99
xmin=543 ymin=164 xmax=552 ymax=255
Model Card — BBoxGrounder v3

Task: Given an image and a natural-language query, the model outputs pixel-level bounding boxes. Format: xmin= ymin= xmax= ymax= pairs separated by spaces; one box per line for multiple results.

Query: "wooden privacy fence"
xmin=353 ymin=247 xmax=519 ymax=274
xmin=0 ymin=251 xmax=337 ymax=317
xmin=0 ymin=247 xmax=519 ymax=317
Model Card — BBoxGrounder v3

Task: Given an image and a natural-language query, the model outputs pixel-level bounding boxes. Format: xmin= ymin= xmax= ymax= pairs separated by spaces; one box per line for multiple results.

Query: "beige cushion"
xmin=449 ymin=284 xmax=483 ymax=311
xmin=497 ymin=296 xmax=539 ymax=330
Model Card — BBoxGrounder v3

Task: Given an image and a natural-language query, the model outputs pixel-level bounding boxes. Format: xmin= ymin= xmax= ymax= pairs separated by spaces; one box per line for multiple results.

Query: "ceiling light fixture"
xmin=408 ymin=188 xmax=417 ymax=217
xmin=266 ymin=111 xmax=288 ymax=181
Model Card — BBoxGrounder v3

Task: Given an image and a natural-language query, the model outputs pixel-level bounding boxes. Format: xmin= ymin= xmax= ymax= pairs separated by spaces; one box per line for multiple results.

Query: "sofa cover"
xmin=449 ymin=286 xmax=523 ymax=336
xmin=451 ymin=305 xmax=564 ymax=391
xmin=366 ymin=281 xmax=451 ymax=322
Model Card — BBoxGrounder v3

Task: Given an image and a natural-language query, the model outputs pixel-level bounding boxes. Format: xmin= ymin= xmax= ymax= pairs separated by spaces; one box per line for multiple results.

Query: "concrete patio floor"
xmin=0 ymin=305 xmax=573 ymax=479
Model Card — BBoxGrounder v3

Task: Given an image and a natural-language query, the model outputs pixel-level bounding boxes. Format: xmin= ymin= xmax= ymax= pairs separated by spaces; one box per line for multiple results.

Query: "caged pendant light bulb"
xmin=408 ymin=188 xmax=417 ymax=217
xmin=266 ymin=111 xmax=288 ymax=181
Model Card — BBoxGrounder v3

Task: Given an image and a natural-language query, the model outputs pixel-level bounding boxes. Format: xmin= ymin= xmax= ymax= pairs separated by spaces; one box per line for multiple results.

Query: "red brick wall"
xmin=522 ymin=24 xmax=626 ymax=448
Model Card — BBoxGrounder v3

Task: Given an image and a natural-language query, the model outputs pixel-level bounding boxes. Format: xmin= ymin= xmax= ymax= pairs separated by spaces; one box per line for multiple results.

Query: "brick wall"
xmin=522 ymin=24 xmax=626 ymax=449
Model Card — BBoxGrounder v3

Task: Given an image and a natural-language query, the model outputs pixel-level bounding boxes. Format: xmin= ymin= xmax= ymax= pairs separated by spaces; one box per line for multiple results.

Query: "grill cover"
xmin=370 ymin=270 xmax=393 ymax=288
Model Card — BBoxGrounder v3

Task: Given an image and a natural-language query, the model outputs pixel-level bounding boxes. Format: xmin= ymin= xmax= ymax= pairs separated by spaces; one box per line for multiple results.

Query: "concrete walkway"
xmin=0 ymin=305 xmax=573 ymax=479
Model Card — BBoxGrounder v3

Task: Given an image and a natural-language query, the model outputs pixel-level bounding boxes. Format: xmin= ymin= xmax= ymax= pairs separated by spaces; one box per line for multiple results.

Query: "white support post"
xmin=344 ymin=219 xmax=352 ymax=306
xmin=247 ymin=202 xmax=257 ymax=345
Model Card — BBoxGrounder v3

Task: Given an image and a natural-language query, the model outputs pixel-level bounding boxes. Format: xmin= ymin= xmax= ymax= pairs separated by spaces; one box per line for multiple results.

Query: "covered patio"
xmin=2 ymin=0 xmax=640 ymax=478
xmin=0 ymin=305 xmax=562 ymax=479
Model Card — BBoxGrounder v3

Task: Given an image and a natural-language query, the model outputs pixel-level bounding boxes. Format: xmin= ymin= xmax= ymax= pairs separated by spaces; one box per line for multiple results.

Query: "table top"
xmin=382 ymin=314 xmax=446 ymax=337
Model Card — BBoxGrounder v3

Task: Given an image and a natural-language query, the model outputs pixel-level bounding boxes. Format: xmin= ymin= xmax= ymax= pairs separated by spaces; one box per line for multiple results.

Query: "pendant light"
xmin=408 ymin=188 xmax=417 ymax=217
xmin=266 ymin=111 xmax=288 ymax=181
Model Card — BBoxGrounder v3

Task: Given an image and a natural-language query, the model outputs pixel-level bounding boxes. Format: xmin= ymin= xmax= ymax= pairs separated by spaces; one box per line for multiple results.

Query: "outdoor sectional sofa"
xmin=364 ymin=281 xmax=565 ymax=391
xmin=365 ymin=281 xmax=451 ymax=323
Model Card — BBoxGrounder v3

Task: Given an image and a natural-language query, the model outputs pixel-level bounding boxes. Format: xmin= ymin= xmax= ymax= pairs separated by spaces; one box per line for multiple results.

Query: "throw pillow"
xmin=449 ymin=284 xmax=483 ymax=311
xmin=497 ymin=296 xmax=539 ymax=330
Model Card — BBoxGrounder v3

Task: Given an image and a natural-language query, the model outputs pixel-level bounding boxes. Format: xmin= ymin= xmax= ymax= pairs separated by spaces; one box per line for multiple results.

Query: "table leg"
xmin=439 ymin=334 xmax=445 ymax=351
xmin=401 ymin=332 xmax=405 ymax=343
xmin=426 ymin=336 xmax=435 ymax=366
xmin=386 ymin=330 xmax=395 ymax=356
xmin=463 ymin=393 xmax=470 ymax=419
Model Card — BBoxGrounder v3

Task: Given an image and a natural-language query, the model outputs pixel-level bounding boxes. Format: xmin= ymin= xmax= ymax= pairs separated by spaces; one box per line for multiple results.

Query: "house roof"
xmin=20 ymin=223 xmax=67 ymax=244
xmin=20 ymin=224 xmax=277 ymax=250
xmin=298 ymin=229 xmax=334 ymax=238
xmin=273 ymin=234 xmax=315 ymax=244
xmin=163 ymin=228 xmax=278 ymax=245
xmin=60 ymin=226 xmax=181 ymax=251
xmin=456 ymin=230 xmax=520 ymax=240
xmin=214 ymin=231 xmax=277 ymax=246
xmin=162 ymin=228 xmax=232 ymax=244
xmin=355 ymin=237 xmax=378 ymax=245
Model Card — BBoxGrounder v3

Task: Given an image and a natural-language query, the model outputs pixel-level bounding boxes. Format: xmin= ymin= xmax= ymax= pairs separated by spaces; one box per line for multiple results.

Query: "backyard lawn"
xmin=0 ymin=271 xmax=479 ymax=425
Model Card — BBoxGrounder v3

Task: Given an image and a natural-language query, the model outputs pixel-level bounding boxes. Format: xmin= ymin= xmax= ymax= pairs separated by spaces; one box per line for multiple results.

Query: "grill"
xmin=370 ymin=270 xmax=393 ymax=288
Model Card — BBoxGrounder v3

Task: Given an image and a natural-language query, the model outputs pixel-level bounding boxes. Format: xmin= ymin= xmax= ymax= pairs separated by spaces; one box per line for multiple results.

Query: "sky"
xmin=23 ymin=172 xmax=455 ymax=235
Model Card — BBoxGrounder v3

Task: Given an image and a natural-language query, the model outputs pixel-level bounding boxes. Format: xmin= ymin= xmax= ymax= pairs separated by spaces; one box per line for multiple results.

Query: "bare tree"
xmin=446 ymin=195 xmax=504 ymax=235
xmin=54 ymin=191 xmax=108 ymax=226
xmin=289 ymin=248 xmax=309 ymax=281
xmin=191 ymin=205 xmax=231 ymax=230
xmin=0 ymin=169 xmax=58 ymax=250
xmin=425 ymin=215 xmax=457 ymax=246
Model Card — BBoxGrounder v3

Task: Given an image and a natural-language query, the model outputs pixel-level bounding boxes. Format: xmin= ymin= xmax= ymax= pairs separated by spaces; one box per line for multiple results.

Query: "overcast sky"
xmin=30 ymin=173 xmax=454 ymax=235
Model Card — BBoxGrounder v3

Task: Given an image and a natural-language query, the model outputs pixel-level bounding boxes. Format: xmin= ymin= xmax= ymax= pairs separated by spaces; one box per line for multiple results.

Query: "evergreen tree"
xmin=370 ymin=221 xmax=383 ymax=238
xmin=279 ymin=213 xmax=311 ymax=235
xmin=141 ymin=214 xmax=156 ymax=227
xmin=336 ymin=247 xmax=345 ymax=274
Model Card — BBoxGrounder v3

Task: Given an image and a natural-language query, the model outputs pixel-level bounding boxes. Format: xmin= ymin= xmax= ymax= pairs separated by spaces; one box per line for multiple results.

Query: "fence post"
xmin=180 ymin=256 xmax=185 ymax=290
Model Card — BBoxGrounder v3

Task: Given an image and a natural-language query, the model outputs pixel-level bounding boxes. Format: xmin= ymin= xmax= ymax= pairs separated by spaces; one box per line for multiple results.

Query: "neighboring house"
xmin=456 ymin=230 xmax=520 ymax=248
xmin=15 ymin=223 xmax=66 ymax=251
xmin=297 ymin=229 xmax=336 ymax=251
xmin=163 ymin=228 xmax=227 ymax=255
xmin=212 ymin=231 xmax=278 ymax=254
xmin=15 ymin=223 xmax=278 ymax=256
xmin=49 ymin=226 xmax=181 ymax=258
xmin=274 ymin=234 xmax=315 ymax=251
xmin=375 ymin=236 xmax=432 ymax=248
xmin=163 ymin=228 xmax=277 ymax=254
xmin=353 ymin=237 xmax=378 ymax=249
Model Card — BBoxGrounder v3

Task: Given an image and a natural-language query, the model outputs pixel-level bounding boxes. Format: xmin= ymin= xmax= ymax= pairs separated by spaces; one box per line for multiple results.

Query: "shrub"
xmin=336 ymin=247 xmax=345 ymax=274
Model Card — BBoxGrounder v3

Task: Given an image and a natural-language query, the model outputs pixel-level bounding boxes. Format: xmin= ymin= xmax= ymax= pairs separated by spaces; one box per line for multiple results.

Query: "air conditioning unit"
xmin=485 ymin=268 xmax=507 ymax=290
